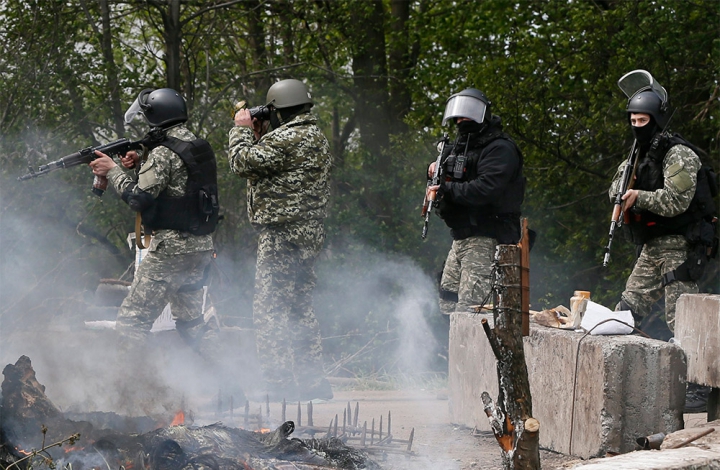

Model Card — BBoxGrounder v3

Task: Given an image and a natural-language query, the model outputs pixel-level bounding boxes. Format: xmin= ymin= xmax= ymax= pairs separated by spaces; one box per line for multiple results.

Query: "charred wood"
xmin=0 ymin=356 xmax=382 ymax=470
xmin=482 ymin=245 xmax=541 ymax=469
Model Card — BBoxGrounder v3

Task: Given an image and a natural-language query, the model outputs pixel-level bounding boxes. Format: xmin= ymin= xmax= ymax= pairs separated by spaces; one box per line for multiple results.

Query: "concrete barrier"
xmin=675 ymin=294 xmax=720 ymax=388
xmin=449 ymin=312 xmax=686 ymax=458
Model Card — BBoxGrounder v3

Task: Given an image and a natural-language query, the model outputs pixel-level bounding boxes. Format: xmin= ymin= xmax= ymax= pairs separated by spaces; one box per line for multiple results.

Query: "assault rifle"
xmin=421 ymin=134 xmax=449 ymax=239
xmin=18 ymin=138 xmax=145 ymax=196
xmin=603 ymin=139 xmax=639 ymax=266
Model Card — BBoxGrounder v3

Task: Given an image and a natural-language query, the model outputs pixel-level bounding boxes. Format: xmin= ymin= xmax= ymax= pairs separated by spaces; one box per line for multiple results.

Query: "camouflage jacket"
xmin=609 ymin=143 xmax=701 ymax=218
xmin=107 ymin=124 xmax=214 ymax=255
xmin=228 ymin=112 xmax=331 ymax=226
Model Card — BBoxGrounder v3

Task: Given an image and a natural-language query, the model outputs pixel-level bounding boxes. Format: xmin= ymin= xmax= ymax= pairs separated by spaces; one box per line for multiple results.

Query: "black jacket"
xmin=436 ymin=116 xmax=525 ymax=243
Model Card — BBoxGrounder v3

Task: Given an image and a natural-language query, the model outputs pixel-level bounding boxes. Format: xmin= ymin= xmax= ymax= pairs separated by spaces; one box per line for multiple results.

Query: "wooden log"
xmin=482 ymin=244 xmax=541 ymax=469
xmin=518 ymin=218 xmax=531 ymax=337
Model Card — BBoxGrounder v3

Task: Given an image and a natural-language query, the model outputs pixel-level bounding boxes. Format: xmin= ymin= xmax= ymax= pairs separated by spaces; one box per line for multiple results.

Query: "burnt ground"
xmin=211 ymin=387 xmax=583 ymax=470
xmin=1 ymin=328 xmax=710 ymax=470
xmin=305 ymin=388 xmax=580 ymax=470
xmin=264 ymin=387 xmax=710 ymax=470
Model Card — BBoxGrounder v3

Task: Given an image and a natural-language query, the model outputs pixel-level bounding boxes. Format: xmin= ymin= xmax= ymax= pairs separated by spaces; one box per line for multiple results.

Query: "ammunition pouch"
xmin=661 ymin=218 xmax=718 ymax=287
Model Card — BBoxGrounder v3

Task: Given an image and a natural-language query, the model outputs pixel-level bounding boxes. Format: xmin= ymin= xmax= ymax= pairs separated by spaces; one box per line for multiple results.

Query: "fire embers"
xmin=0 ymin=355 xmax=383 ymax=470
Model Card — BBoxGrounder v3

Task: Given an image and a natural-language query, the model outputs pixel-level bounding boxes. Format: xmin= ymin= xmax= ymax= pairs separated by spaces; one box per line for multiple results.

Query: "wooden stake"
xmin=519 ymin=217 xmax=531 ymax=337
xmin=482 ymin=244 xmax=540 ymax=469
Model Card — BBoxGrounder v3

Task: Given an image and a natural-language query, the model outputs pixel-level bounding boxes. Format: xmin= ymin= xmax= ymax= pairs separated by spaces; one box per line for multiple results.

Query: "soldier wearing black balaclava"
xmin=610 ymin=70 xmax=716 ymax=413
xmin=610 ymin=81 xmax=706 ymax=335
xmin=426 ymin=88 xmax=525 ymax=316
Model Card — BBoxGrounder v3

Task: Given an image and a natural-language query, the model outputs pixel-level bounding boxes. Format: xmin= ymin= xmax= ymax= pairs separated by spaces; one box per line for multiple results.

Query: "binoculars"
xmin=232 ymin=100 xmax=272 ymax=121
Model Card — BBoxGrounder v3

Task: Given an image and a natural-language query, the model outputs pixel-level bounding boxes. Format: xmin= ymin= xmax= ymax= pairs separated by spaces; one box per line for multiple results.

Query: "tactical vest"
xmin=141 ymin=135 xmax=220 ymax=236
xmin=628 ymin=133 xmax=716 ymax=245
xmin=436 ymin=130 xmax=525 ymax=243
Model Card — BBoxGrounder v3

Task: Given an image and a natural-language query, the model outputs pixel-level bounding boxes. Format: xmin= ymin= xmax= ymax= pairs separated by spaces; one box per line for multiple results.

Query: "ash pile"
xmin=0 ymin=355 xmax=384 ymax=470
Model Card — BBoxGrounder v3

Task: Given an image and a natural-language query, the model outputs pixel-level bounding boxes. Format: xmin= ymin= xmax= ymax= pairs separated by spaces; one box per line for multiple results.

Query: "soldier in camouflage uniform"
xmin=90 ymin=88 xmax=218 ymax=351
xmin=610 ymin=85 xmax=701 ymax=334
xmin=228 ymin=79 xmax=332 ymax=401
xmin=426 ymin=89 xmax=525 ymax=317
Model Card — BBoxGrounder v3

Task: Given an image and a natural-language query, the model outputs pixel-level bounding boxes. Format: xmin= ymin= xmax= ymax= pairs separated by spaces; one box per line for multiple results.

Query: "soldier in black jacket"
xmin=427 ymin=88 xmax=525 ymax=316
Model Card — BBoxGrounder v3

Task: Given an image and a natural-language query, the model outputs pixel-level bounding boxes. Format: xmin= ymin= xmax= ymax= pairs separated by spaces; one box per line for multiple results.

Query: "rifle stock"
xmin=603 ymin=139 xmax=639 ymax=266
xmin=18 ymin=138 xmax=145 ymax=196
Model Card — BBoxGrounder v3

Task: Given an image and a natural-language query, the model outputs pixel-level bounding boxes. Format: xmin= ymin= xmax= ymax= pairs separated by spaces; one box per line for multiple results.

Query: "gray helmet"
xmin=626 ymin=90 xmax=670 ymax=129
xmin=442 ymin=88 xmax=491 ymax=125
xmin=124 ymin=88 xmax=187 ymax=128
xmin=265 ymin=79 xmax=313 ymax=109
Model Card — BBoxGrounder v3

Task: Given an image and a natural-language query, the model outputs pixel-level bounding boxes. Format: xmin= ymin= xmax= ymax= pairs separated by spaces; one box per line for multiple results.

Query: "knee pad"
xmin=439 ymin=289 xmax=459 ymax=303
xmin=616 ymin=299 xmax=642 ymax=324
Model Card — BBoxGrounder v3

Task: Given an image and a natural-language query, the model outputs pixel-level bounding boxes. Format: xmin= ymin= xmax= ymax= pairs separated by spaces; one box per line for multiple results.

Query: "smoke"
xmin=1 ymin=206 xmax=443 ymax=406
xmin=315 ymin=242 xmax=444 ymax=381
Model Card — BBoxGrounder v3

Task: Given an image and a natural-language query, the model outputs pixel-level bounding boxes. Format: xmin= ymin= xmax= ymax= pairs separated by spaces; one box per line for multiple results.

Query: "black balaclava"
xmin=631 ymin=116 xmax=659 ymax=148
xmin=269 ymin=104 xmax=307 ymax=130
xmin=457 ymin=119 xmax=485 ymax=135
xmin=269 ymin=108 xmax=282 ymax=130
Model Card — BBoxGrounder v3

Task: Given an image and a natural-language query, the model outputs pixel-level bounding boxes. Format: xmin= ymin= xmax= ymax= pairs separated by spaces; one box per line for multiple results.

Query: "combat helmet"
xmin=125 ymin=88 xmax=188 ymax=128
xmin=266 ymin=79 xmax=314 ymax=109
xmin=442 ymin=88 xmax=491 ymax=126
xmin=618 ymin=69 xmax=670 ymax=129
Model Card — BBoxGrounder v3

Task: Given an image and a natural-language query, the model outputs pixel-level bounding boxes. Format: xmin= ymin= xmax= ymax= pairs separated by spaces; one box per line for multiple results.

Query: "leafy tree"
xmin=0 ymin=0 xmax=717 ymax=375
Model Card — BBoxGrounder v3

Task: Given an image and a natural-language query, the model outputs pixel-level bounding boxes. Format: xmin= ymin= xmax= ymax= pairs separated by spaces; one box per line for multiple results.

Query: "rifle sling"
xmin=135 ymin=213 xmax=152 ymax=249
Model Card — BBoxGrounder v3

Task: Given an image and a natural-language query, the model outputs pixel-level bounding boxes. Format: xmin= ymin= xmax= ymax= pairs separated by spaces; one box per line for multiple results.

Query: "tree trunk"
xmin=349 ymin=0 xmax=391 ymax=163
xmin=387 ymin=0 xmax=411 ymax=134
xmin=481 ymin=245 xmax=540 ymax=469
xmin=165 ymin=0 xmax=182 ymax=91
xmin=245 ymin=0 xmax=271 ymax=94
xmin=98 ymin=0 xmax=124 ymax=136
xmin=347 ymin=0 xmax=395 ymax=223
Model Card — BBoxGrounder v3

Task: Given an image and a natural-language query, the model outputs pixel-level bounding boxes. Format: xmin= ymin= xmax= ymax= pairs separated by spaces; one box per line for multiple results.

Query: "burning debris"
xmin=0 ymin=356 xmax=384 ymax=469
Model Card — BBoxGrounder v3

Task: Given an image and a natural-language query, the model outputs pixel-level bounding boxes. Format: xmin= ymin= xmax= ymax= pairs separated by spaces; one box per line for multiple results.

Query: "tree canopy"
xmin=1 ymin=0 xmax=717 ymax=376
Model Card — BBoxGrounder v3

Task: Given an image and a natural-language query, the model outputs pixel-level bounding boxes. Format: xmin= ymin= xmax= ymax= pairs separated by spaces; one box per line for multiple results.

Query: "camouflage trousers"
xmin=439 ymin=235 xmax=497 ymax=315
xmin=620 ymin=235 xmax=697 ymax=333
xmin=116 ymin=248 xmax=214 ymax=346
xmin=253 ymin=219 xmax=326 ymax=394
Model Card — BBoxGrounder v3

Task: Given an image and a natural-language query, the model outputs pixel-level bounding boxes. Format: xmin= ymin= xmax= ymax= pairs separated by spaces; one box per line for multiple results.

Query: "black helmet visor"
xmin=442 ymin=95 xmax=488 ymax=126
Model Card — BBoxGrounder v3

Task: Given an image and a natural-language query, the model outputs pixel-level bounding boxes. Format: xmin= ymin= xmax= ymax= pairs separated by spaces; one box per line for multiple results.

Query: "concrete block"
xmin=675 ymin=294 xmax=720 ymax=387
xmin=569 ymin=445 xmax=720 ymax=469
xmin=449 ymin=312 xmax=686 ymax=458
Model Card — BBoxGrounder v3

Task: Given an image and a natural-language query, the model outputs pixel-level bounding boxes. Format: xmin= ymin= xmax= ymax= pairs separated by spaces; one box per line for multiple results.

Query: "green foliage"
xmin=1 ymin=0 xmax=717 ymax=376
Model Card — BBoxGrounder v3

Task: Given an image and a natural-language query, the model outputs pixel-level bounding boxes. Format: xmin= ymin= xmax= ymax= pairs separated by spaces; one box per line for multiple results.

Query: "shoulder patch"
xmin=668 ymin=162 xmax=693 ymax=192
xmin=138 ymin=159 xmax=159 ymax=187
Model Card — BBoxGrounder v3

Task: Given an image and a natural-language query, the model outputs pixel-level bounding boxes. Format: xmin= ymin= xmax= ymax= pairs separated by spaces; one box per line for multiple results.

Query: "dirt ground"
xmin=1 ymin=329 xmax=711 ymax=470
xmin=273 ymin=387 xmax=711 ymax=470
xmin=238 ymin=387 xmax=582 ymax=470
